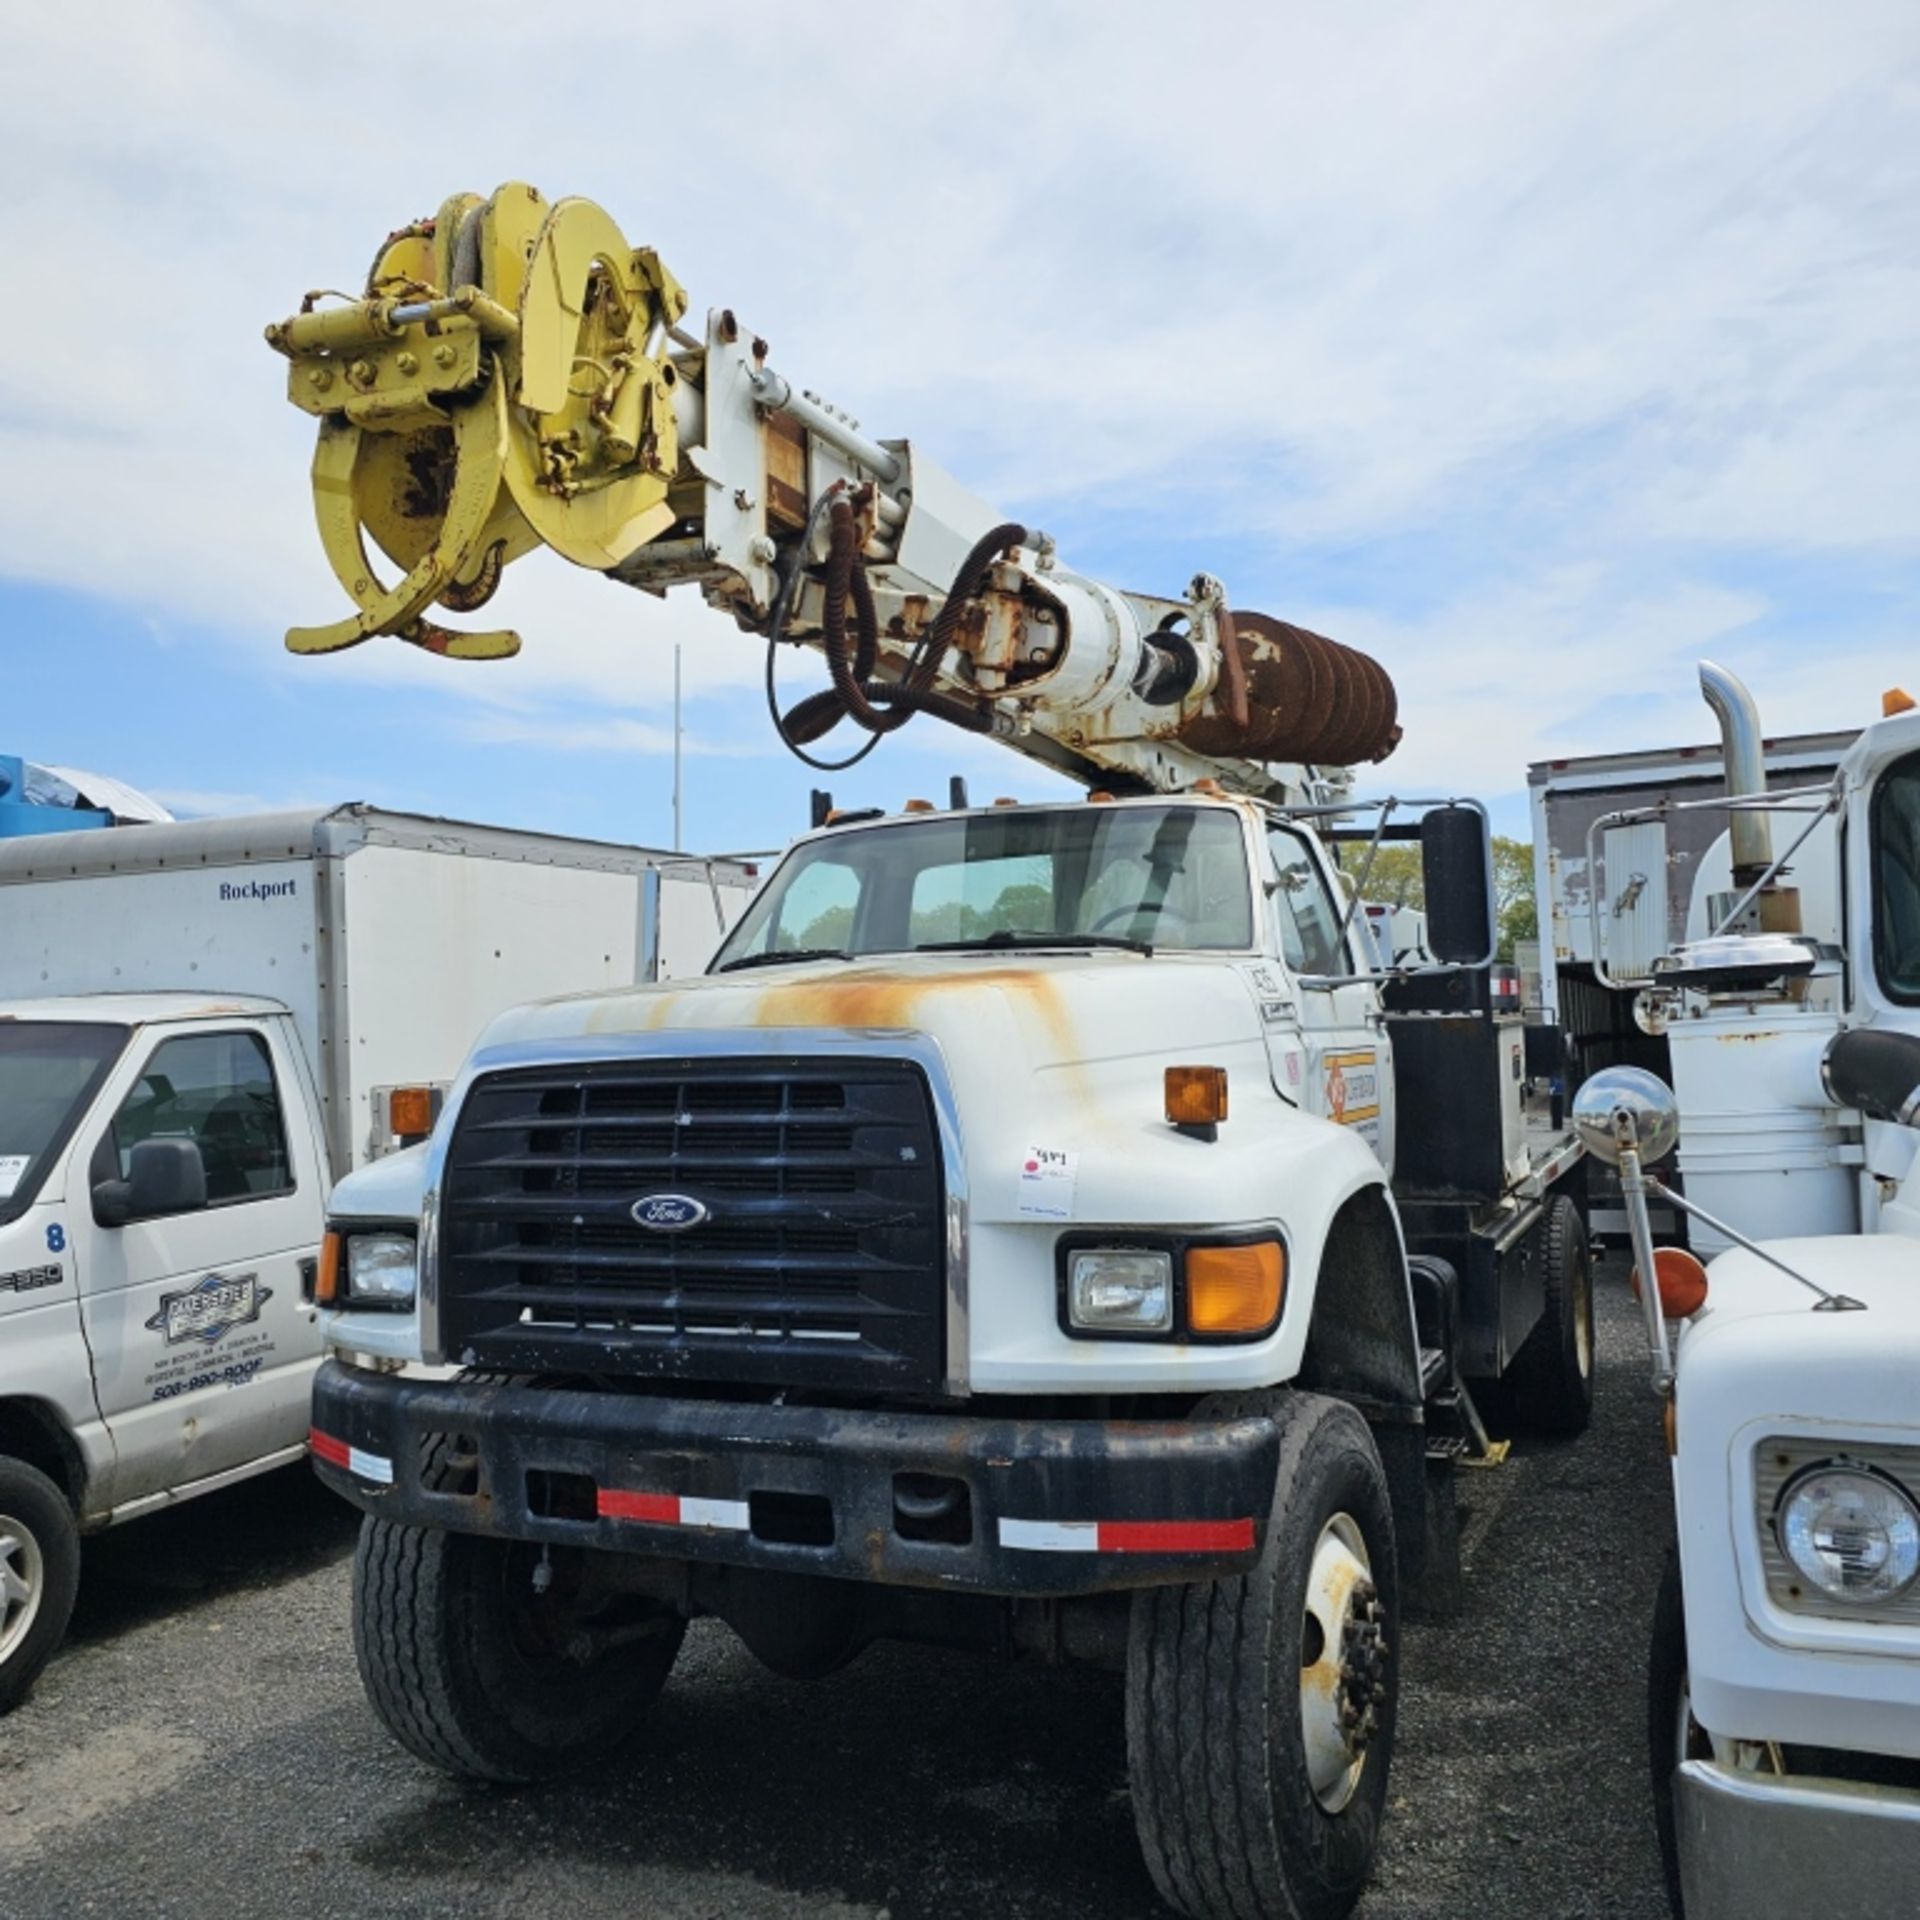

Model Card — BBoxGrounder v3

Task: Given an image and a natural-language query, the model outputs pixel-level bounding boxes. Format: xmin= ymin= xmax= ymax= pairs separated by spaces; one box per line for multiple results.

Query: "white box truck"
xmin=0 ymin=804 xmax=753 ymax=1708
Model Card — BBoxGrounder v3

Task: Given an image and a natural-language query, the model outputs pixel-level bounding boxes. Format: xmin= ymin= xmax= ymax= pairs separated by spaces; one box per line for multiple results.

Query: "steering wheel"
xmin=1090 ymin=902 xmax=1193 ymax=940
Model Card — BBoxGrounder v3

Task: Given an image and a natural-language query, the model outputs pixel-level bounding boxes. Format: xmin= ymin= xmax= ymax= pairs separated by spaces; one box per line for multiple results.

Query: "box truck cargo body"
xmin=0 ymin=804 xmax=755 ymax=1710
xmin=0 ymin=806 xmax=757 ymax=1176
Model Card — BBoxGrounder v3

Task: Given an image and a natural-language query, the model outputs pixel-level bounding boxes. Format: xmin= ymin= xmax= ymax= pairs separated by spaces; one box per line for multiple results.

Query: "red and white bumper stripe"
xmin=597 ymin=1489 xmax=751 ymax=1532
xmin=998 ymin=1516 xmax=1255 ymax=1555
xmin=309 ymin=1427 xmax=393 ymax=1486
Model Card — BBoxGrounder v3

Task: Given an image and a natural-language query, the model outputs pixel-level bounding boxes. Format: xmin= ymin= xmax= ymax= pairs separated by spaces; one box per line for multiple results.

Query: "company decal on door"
xmin=143 ymin=1270 xmax=277 ymax=1401
xmin=1323 ymin=1051 xmax=1382 ymax=1148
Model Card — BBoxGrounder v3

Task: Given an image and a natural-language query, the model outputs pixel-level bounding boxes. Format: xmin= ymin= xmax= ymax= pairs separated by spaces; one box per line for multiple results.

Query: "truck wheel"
xmin=353 ymin=1517 xmax=686 ymax=1783
xmin=1506 ymin=1195 xmax=1594 ymax=1437
xmin=0 ymin=1456 xmax=82 ymax=1716
xmin=1648 ymin=1551 xmax=1703 ymax=1917
xmin=1127 ymin=1392 xmax=1398 ymax=1920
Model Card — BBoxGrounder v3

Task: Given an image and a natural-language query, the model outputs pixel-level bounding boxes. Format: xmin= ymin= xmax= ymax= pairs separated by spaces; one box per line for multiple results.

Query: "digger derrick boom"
xmin=266 ymin=183 xmax=1401 ymax=801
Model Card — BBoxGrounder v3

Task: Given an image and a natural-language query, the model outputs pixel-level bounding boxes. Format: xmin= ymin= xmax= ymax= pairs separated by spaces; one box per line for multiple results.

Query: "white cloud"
xmin=1 ymin=0 xmax=1916 ymax=810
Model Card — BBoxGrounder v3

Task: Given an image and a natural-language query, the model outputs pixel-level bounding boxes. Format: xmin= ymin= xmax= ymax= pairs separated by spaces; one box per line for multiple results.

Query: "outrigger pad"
xmin=266 ymin=185 xmax=689 ymax=660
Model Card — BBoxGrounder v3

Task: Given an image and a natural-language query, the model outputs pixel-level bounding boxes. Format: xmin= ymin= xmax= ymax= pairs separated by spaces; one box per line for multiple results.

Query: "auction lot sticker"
xmin=1017 ymin=1146 xmax=1079 ymax=1220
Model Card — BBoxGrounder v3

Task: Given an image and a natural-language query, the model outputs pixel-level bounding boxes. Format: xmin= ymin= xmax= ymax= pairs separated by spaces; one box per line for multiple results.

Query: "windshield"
xmin=0 ymin=1021 xmax=128 ymax=1226
xmin=1874 ymin=748 xmax=1920 ymax=1003
xmin=713 ymin=805 xmax=1255 ymax=967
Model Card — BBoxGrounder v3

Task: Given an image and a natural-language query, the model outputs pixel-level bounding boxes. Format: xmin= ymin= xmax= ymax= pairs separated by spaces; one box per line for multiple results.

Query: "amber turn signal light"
xmin=1186 ymin=1241 xmax=1285 ymax=1336
xmin=315 ymin=1229 xmax=343 ymax=1307
xmin=1630 ymin=1247 xmax=1709 ymax=1320
xmin=1166 ymin=1065 xmax=1229 ymax=1129
xmin=388 ymin=1085 xmax=435 ymax=1138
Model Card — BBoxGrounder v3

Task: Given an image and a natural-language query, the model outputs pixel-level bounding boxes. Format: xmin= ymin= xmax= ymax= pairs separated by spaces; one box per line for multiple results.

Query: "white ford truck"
xmin=1570 ymin=668 xmax=1920 ymax=1918
xmin=0 ymin=804 xmax=752 ymax=1710
xmin=266 ymin=184 xmax=1598 ymax=1920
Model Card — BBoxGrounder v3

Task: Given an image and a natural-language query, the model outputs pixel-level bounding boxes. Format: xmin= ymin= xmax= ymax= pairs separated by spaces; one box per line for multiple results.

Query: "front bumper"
xmin=1676 ymin=1758 xmax=1920 ymax=1919
xmin=311 ymin=1360 xmax=1279 ymax=1598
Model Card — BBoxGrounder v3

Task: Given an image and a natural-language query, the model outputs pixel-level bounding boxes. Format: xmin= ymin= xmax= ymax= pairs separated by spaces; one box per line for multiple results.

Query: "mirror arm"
xmin=92 ymin=1180 xmax=132 ymax=1229
xmin=1613 ymin=1134 xmax=1675 ymax=1393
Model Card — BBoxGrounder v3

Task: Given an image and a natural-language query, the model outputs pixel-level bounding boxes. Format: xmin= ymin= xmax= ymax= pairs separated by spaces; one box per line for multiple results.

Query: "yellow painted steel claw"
xmin=270 ymin=183 xmax=688 ymax=662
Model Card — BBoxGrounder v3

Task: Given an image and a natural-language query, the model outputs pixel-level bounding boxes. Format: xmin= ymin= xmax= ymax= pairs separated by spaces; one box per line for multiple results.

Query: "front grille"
xmin=437 ymin=1057 xmax=946 ymax=1393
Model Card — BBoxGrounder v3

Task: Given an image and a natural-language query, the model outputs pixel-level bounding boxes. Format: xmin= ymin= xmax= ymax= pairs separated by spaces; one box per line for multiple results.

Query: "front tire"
xmin=1127 ymin=1392 xmax=1399 ymax=1920
xmin=0 ymin=1455 xmax=82 ymax=1716
xmin=353 ymin=1518 xmax=686 ymax=1783
xmin=1507 ymin=1194 xmax=1595 ymax=1436
xmin=1648 ymin=1551 xmax=1707 ymax=1917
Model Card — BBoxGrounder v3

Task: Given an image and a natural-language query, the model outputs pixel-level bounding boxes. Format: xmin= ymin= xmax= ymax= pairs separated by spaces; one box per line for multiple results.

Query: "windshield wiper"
xmin=713 ymin=946 xmax=854 ymax=974
xmin=914 ymin=930 xmax=1154 ymax=958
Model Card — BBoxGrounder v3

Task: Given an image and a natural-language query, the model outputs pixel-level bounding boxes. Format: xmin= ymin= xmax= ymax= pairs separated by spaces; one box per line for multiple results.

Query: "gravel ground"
xmin=1 ymin=1255 xmax=1672 ymax=1920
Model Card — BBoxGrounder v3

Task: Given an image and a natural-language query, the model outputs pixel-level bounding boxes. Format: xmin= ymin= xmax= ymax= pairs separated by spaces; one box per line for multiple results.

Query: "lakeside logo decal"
xmin=219 ymin=878 xmax=298 ymax=904
xmin=146 ymin=1270 xmax=273 ymax=1345
xmin=631 ymin=1194 xmax=709 ymax=1232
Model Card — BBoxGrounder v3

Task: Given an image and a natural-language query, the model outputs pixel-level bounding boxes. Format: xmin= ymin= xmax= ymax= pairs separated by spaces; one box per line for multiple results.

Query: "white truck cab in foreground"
xmin=313 ymin=788 xmax=1592 ymax=1920
xmin=0 ymin=806 xmax=751 ymax=1711
xmin=1575 ymin=673 xmax=1920 ymax=1918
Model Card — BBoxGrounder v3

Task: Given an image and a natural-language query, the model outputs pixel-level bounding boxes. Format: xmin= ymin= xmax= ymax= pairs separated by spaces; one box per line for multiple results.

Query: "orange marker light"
xmin=315 ymin=1229 xmax=343 ymax=1307
xmin=904 ymin=798 xmax=936 ymax=813
xmin=1630 ymin=1247 xmax=1710 ymax=1320
xmin=1187 ymin=1241 xmax=1285 ymax=1336
xmin=1166 ymin=1065 xmax=1229 ymax=1128
xmin=1885 ymin=688 xmax=1916 ymax=717
xmin=388 ymin=1086 xmax=434 ymax=1138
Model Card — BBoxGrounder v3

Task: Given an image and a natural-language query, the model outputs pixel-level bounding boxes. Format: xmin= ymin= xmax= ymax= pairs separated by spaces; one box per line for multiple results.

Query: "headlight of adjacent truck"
xmin=317 ymin=1227 xmax=418 ymax=1310
xmin=1774 ymin=1463 xmax=1920 ymax=1605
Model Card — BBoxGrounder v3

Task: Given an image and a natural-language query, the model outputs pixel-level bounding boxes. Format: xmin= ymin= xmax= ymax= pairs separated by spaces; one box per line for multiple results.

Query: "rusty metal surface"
xmin=1176 ymin=611 xmax=1402 ymax=766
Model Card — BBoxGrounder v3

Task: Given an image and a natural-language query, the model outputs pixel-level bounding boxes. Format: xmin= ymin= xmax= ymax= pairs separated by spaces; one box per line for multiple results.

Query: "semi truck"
xmin=1565 ymin=667 xmax=1920 ymax=1918
xmin=0 ymin=804 xmax=753 ymax=1710
xmin=265 ymin=183 xmax=1594 ymax=1920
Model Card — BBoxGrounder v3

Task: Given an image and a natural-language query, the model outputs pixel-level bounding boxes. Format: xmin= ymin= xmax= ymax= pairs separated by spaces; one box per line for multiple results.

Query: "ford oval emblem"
xmin=630 ymin=1193 xmax=709 ymax=1232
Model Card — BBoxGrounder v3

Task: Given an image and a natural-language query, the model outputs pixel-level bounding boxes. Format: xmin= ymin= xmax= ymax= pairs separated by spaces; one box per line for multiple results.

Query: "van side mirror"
xmin=1420 ymin=806 xmax=1495 ymax=965
xmin=94 ymin=1138 xmax=208 ymax=1227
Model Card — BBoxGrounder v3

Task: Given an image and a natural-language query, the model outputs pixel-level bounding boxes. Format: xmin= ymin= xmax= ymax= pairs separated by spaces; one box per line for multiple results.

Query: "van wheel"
xmin=1506 ymin=1195 xmax=1595 ymax=1436
xmin=0 ymin=1456 xmax=82 ymax=1715
xmin=1127 ymin=1392 xmax=1398 ymax=1920
xmin=353 ymin=1518 xmax=686 ymax=1783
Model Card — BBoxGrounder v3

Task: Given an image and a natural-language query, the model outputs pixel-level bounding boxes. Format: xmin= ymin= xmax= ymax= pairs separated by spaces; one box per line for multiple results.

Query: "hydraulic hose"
xmin=771 ymin=502 xmax=1017 ymax=761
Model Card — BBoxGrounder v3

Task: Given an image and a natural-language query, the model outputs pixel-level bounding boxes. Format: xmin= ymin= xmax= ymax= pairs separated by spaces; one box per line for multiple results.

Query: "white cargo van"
xmin=0 ymin=805 xmax=754 ymax=1708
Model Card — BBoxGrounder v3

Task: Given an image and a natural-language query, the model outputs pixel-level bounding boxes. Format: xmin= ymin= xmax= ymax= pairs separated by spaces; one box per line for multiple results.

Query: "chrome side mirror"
xmin=1572 ymin=1066 xmax=1680 ymax=1391
xmin=1571 ymin=1066 xmax=1679 ymax=1168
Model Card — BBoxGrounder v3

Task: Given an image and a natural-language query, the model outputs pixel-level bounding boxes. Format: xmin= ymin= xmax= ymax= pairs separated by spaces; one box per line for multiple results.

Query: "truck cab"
xmin=1580 ymin=676 xmax=1920 ymax=1916
xmin=311 ymin=787 xmax=1589 ymax=1920
xmin=0 ymin=994 xmax=327 ymax=1705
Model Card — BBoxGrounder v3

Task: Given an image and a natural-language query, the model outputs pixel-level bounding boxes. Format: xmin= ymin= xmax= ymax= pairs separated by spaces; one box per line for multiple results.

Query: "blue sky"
xmin=4 ymin=2 xmax=1916 ymax=854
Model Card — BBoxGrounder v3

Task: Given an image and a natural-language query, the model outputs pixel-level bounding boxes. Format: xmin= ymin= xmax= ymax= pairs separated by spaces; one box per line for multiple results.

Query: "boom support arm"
xmin=266 ymin=183 xmax=1400 ymax=800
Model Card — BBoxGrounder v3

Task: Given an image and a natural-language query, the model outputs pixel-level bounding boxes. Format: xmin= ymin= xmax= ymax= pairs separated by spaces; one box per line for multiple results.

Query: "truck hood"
xmin=1689 ymin=1234 xmax=1920 ymax=1331
xmin=482 ymin=949 xmax=1259 ymax=1079
xmin=1674 ymin=1234 xmax=1920 ymax=1427
xmin=454 ymin=949 xmax=1361 ymax=1238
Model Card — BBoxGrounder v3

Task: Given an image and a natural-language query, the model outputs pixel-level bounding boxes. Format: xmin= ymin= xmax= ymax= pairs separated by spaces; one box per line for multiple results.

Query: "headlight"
xmin=344 ymin=1231 xmax=418 ymax=1308
xmin=1067 ymin=1249 xmax=1173 ymax=1333
xmin=1776 ymin=1464 xmax=1920 ymax=1604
